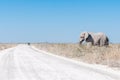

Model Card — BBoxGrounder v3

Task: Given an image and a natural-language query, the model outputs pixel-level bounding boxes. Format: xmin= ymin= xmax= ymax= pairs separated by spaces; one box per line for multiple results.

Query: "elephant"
xmin=79 ymin=32 xmax=109 ymax=46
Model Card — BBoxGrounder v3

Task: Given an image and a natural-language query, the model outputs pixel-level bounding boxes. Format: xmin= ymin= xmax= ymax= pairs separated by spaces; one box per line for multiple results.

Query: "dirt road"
xmin=0 ymin=45 xmax=119 ymax=80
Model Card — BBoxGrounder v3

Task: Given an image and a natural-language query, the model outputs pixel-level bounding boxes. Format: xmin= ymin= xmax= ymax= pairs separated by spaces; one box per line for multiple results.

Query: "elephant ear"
xmin=84 ymin=32 xmax=89 ymax=40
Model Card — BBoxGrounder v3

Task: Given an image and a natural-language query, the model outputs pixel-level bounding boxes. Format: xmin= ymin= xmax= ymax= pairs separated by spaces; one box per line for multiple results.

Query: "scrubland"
xmin=0 ymin=43 xmax=17 ymax=50
xmin=33 ymin=43 xmax=120 ymax=68
xmin=0 ymin=43 xmax=119 ymax=68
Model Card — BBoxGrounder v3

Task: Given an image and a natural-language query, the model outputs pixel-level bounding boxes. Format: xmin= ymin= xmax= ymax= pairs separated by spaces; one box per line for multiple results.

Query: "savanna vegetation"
xmin=0 ymin=43 xmax=119 ymax=69
xmin=33 ymin=43 xmax=120 ymax=68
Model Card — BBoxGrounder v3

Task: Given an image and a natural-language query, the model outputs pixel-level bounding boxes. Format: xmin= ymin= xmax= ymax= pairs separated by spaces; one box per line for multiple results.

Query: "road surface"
xmin=0 ymin=45 xmax=119 ymax=80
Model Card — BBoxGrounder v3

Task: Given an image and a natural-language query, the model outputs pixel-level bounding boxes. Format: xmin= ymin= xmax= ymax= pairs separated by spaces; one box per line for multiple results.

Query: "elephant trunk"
xmin=79 ymin=41 xmax=82 ymax=44
xmin=79 ymin=39 xmax=84 ymax=45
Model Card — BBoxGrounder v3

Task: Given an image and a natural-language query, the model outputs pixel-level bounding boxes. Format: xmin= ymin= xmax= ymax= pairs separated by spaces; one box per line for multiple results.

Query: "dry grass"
xmin=0 ymin=43 xmax=119 ymax=68
xmin=0 ymin=43 xmax=17 ymax=50
xmin=32 ymin=43 xmax=120 ymax=68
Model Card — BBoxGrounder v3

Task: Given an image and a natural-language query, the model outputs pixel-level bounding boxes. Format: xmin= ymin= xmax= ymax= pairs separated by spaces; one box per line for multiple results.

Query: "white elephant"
xmin=79 ymin=32 xmax=109 ymax=46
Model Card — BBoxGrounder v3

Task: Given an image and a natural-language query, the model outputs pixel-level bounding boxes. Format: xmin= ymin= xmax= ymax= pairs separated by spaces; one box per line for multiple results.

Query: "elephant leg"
xmin=100 ymin=39 xmax=104 ymax=46
xmin=105 ymin=38 xmax=109 ymax=46
xmin=94 ymin=39 xmax=100 ymax=46
xmin=91 ymin=42 xmax=94 ymax=45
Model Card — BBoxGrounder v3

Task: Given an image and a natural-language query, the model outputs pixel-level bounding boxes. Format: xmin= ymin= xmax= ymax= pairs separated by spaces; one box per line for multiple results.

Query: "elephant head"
xmin=79 ymin=32 xmax=93 ymax=45
xmin=80 ymin=32 xmax=88 ymax=44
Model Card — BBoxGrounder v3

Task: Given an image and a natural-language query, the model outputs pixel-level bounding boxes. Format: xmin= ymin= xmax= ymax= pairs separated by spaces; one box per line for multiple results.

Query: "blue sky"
xmin=0 ymin=0 xmax=120 ymax=43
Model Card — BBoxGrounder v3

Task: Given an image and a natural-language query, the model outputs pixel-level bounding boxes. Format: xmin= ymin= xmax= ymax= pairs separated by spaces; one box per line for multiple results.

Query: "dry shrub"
xmin=0 ymin=43 xmax=119 ymax=68
xmin=33 ymin=43 xmax=80 ymax=57
xmin=33 ymin=43 xmax=120 ymax=68
xmin=0 ymin=43 xmax=17 ymax=50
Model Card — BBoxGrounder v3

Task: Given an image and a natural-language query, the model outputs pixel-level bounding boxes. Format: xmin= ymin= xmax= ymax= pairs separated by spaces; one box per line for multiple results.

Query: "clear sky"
xmin=0 ymin=0 xmax=120 ymax=43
